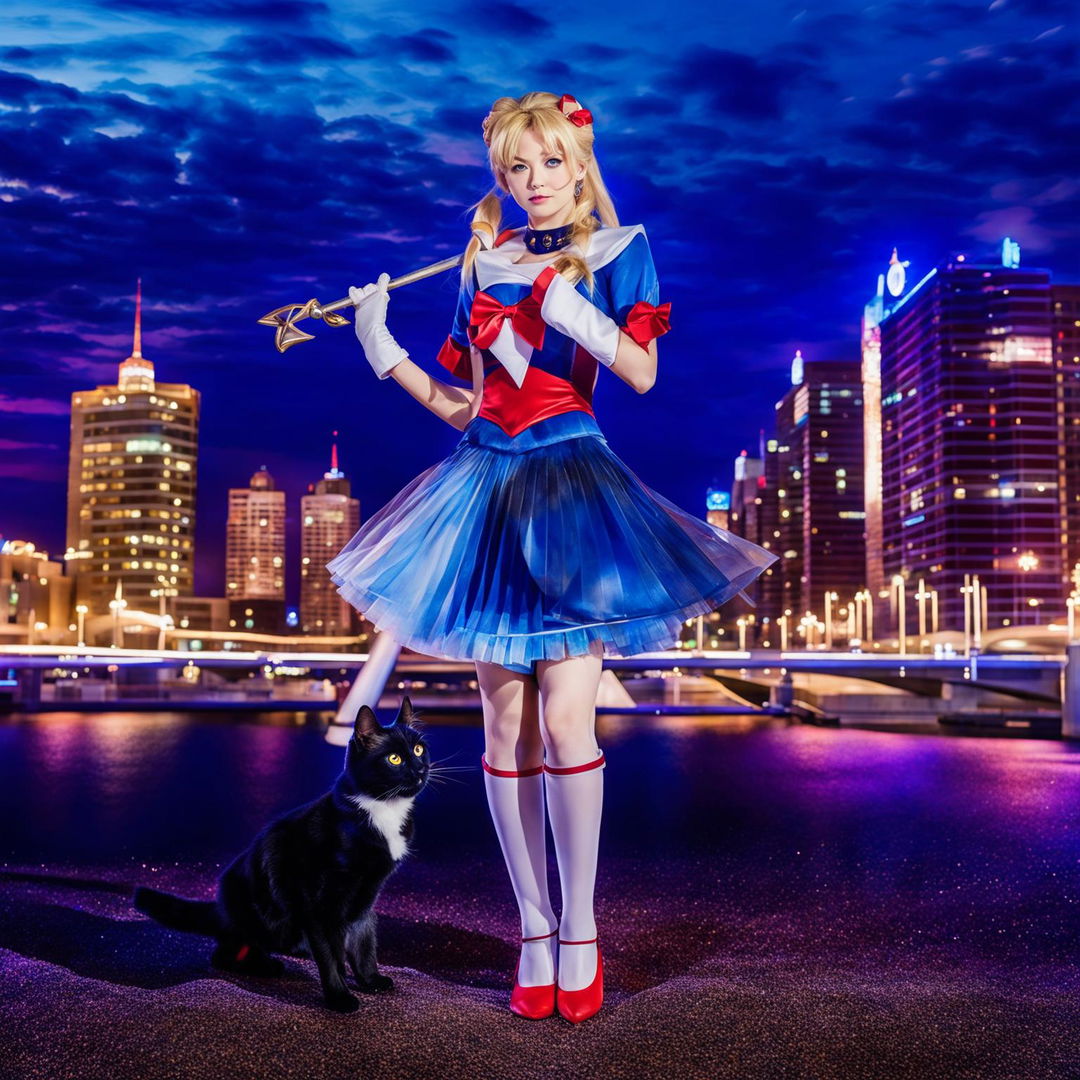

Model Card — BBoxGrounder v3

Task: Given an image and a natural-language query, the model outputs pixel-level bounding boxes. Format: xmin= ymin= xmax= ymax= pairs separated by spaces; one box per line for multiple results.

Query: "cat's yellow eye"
xmin=388 ymin=753 xmax=402 ymax=766
xmin=413 ymin=745 xmax=424 ymax=757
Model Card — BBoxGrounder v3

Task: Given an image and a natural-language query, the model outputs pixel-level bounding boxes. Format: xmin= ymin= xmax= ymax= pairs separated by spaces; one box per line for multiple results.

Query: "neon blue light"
xmin=706 ymin=490 xmax=730 ymax=511
xmin=902 ymin=514 xmax=926 ymax=527
xmin=884 ymin=267 xmax=938 ymax=319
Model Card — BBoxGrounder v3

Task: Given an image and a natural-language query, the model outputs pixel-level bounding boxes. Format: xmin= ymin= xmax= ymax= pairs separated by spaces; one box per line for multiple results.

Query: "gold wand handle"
xmin=258 ymin=254 xmax=465 ymax=354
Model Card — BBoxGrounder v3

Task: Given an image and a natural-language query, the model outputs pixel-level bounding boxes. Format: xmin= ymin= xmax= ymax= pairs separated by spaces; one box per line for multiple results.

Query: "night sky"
xmin=2 ymin=1 xmax=1078 ymax=600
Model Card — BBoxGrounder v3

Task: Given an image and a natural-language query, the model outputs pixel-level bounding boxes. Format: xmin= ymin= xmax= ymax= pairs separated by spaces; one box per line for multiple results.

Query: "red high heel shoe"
xmin=509 ymin=928 xmax=558 ymax=1019
xmin=556 ymin=937 xmax=603 ymax=1023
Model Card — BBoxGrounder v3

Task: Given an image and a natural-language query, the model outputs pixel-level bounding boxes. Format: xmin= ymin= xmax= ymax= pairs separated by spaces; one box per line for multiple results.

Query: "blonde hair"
xmin=463 ymin=91 xmax=619 ymax=288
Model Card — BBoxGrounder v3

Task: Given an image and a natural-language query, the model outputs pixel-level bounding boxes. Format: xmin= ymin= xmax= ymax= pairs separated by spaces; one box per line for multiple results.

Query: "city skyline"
xmin=9 ymin=240 xmax=1080 ymax=630
xmin=3 ymin=1 xmax=1079 ymax=597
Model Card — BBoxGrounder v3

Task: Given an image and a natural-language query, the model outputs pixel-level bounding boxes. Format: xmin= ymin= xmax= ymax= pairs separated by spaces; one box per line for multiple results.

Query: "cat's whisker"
xmin=424 ymin=774 xmax=464 ymax=788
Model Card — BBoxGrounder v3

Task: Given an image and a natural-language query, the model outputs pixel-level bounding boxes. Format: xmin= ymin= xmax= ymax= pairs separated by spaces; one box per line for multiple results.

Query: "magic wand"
xmin=257 ymin=254 xmax=464 ymax=354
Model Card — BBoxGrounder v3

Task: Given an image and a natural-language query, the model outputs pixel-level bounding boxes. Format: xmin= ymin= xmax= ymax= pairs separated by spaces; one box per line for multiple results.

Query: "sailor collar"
xmin=474 ymin=224 xmax=646 ymax=292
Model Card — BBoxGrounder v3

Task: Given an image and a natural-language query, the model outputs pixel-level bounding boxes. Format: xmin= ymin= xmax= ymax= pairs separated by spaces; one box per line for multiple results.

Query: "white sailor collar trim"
xmin=474 ymin=224 xmax=645 ymax=291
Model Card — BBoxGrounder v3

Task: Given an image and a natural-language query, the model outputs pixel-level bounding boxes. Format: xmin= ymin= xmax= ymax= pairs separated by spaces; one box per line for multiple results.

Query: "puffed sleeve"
xmin=436 ymin=267 xmax=476 ymax=382
xmin=604 ymin=230 xmax=672 ymax=348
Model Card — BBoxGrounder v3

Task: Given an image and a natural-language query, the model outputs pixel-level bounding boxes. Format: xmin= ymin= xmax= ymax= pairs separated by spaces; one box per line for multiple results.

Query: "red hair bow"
xmin=557 ymin=94 xmax=593 ymax=128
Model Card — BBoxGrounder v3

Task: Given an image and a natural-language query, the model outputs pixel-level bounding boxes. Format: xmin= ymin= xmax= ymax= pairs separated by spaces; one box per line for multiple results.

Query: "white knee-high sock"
xmin=482 ymin=757 xmax=558 ymax=987
xmin=544 ymin=752 xmax=604 ymax=992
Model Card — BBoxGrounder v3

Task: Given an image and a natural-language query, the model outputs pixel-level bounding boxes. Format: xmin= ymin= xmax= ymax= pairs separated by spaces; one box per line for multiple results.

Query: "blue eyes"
xmin=511 ymin=158 xmax=562 ymax=172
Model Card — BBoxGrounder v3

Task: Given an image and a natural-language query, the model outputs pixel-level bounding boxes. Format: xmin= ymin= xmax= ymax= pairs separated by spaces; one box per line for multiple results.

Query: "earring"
xmin=574 ymin=179 xmax=583 ymax=199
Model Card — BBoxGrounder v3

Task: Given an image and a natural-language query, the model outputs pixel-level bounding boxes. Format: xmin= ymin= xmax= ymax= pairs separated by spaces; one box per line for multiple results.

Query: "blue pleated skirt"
xmin=328 ymin=410 xmax=777 ymax=673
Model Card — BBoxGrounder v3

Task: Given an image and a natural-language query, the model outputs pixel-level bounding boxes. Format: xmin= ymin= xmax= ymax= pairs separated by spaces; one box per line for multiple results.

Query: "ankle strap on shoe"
xmin=522 ymin=928 xmax=558 ymax=942
xmin=543 ymin=751 xmax=605 ymax=776
xmin=558 ymin=937 xmax=599 ymax=945
xmin=481 ymin=754 xmax=544 ymax=777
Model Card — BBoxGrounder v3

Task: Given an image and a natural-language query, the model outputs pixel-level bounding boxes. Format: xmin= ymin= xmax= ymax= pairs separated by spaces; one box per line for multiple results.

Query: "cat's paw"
xmin=357 ymin=972 xmax=394 ymax=994
xmin=325 ymin=990 xmax=360 ymax=1014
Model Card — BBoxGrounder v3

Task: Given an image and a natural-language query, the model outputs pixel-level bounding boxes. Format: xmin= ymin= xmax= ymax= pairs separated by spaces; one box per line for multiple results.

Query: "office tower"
xmin=747 ymin=351 xmax=864 ymax=642
xmin=300 ymin=438 xmax=360 ymax=635
xmin=65 ymin=282 xmax=199 ymax=620
xmin=1053 ymin=283 xmax=1080 ymax=598
xmin=862 ymin=251 xmax=906 ymax=607
xmin=706 ymin=486 xmax=731 ymax=531
xmin=226 ymin=468 xmax=286 ymax=633
xmin=879 ymin=249 xmax=1061 ymax=630
xmin=729 ymin=454 xmax=762 ymax=539
xmin=795 ymin=356 xmax=865 ymax=620
xmin=0 ymin=540 xmax=73 ymax=645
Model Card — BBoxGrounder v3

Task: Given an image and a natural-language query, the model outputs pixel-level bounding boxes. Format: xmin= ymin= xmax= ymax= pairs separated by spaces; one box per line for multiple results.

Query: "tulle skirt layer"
xmin=328 ymin=411 xmax=777 ymax=673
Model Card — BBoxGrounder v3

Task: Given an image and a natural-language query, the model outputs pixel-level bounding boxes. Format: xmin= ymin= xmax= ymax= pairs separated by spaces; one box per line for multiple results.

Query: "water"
xmin=4 ymin=710 xmax=1080 ymax=889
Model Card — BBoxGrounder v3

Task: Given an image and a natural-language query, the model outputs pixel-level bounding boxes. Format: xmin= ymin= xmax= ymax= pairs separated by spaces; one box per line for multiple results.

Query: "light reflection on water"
xmin=2 ymin=711 xmax=1080 ymax=909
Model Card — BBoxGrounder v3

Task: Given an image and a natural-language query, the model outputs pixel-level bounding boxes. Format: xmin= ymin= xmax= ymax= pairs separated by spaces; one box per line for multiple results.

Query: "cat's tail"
xmin=133 ymin=886 xmax=222 ymax=937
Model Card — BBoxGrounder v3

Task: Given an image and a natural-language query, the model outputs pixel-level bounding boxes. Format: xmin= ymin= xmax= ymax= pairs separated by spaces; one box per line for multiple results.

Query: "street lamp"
xmin=824 ymin=591 xmax=839 ymax=650
xmin=891 ymin=575 xmax=907 ymax=656
xmin=914 ymin=578 xmax=931 ymax=653
xmin=75 ymin=604 xmax=88 ymax=647
xmin=854 ymin=588 xmax=875 ymax=646
xmin=109 ymin=596 xmax=127 ymax=649
xmin=973 ymin=574 xmax=985 ymax=652
xmin=962 ymin=573 xmax=986 ymax=657
xmin=736 ymin=616 xmax=747 ymax=652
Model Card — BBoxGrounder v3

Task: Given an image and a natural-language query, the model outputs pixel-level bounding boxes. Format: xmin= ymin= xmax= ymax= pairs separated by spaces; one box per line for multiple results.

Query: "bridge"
xmin=3 ymin=644 xmax=1077 ymax=740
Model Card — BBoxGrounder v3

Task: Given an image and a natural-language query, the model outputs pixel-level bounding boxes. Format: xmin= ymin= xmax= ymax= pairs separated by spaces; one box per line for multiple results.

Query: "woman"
xmin=333 ymin=91 xmax=776 ymax=1023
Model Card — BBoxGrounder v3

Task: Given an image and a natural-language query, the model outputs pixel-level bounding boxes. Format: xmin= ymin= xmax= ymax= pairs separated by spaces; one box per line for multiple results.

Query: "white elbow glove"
xmin=534 ymin=266 xmax=621 ymax=368
xmin=349 ymin=273 xmax=408 ymax=380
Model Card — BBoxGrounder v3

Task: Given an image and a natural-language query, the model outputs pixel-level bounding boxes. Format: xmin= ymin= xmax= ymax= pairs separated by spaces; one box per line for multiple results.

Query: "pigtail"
xmin=463 ymin=189 xmax=503 ymax=274
xmin=552 ymin=161 xmax=619 ymax=291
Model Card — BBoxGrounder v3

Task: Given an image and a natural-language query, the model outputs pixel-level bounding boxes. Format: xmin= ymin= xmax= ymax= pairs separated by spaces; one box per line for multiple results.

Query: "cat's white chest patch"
xmin=350 ymin=794 xmax=413 ymax=860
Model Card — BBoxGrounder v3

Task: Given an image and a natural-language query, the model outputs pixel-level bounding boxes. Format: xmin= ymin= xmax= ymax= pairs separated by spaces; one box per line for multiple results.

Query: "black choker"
xmin=524 ymin=224 xmax=574 ymax=254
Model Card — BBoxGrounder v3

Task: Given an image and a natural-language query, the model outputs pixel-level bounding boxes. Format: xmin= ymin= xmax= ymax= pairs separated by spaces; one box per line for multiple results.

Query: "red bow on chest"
xmin=469 ymin=290 xmax=546 ymax=351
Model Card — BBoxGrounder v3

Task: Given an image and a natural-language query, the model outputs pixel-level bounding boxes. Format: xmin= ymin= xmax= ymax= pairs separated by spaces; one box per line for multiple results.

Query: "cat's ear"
xmin=396 ymin=696 xmax=414 ymax=726
xmin=353 ymin=705 xmax=382 ymax=743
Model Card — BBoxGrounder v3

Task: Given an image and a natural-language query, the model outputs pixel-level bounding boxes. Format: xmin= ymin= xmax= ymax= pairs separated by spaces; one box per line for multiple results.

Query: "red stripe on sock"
xmin=481 ymin=754 xmax=544 ymax=778
xmin=522 ymin=928 xmax=558 ymax=942
xmin=543 ymin=752 xmax=605 ymax=776
xmin=558 ymin=937 xmax=599 ymax=946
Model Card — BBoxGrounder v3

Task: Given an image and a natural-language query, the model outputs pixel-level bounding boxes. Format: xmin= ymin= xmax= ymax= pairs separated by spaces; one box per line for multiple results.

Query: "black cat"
xmin=134 ymin=698 xmax=428 ymax=1013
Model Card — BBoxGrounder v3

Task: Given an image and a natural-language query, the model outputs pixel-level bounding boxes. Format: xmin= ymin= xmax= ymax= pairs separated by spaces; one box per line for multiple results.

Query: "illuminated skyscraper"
xmin=729 ymin=454 xmax=762 ymax=540
xmin=879 ymin=250 xmax=1062 ymax=629
xmin=1053 ymin=284 xmax=1080 ymax=596
xmin=862 ymin=250 xmax=910 ymax=610
xmin=705 ymin=485 xmax=731 ymax=531
xmin=300 ymin=438 xmax=360 ymax=635
xmin=771 ymin=352 xmax=865 ymax=625
xmin=65 ymin=282 xmax=199 ymax=619
xmin=226 ymin=467 xmax=286 ymax=633
xmin=0 ymin=540 xmax=73 ymax=646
